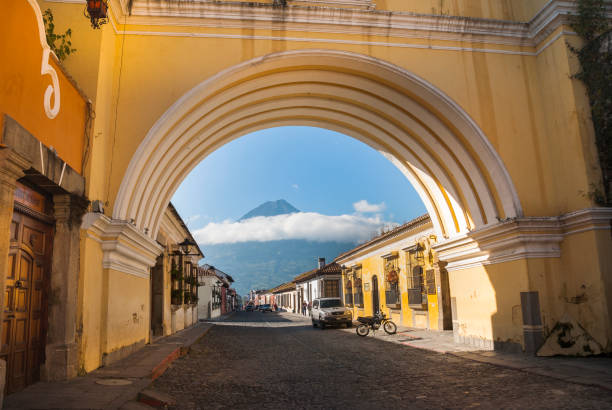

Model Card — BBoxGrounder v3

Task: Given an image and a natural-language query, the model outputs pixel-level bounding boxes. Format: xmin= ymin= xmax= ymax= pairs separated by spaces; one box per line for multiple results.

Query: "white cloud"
xmin=292 ymin=184 xmax=299 ymax=190
xmin=193 ymin=212 xmax=386 ymax=245
xmin=185 ymin=214 xmax=201 ymax=224
xmin=353 ymin=200 xmax=386 ymax=213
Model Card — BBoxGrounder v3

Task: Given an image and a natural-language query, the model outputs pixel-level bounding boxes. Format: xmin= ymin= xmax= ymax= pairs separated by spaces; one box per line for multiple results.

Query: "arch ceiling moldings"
xmin=114 ymin=49 xmax=522 ymax=241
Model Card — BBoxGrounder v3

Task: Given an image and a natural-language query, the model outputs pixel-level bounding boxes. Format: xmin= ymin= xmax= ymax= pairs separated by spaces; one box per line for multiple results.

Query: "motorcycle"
xmin=356 ymin=311 xmax=397 ymax=336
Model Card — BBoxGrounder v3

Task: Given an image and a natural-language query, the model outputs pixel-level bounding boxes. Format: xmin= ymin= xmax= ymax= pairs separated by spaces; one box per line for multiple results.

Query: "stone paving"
xmin=151 ymin=312 xmax=612 ymax=409
xmin=3 ymin=323 xmax=214 ymax=410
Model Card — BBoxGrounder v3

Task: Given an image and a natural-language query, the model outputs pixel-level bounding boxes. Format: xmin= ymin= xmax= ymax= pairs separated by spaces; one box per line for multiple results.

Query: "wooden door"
xmin=2 ymin=210 xmax=52 ymax=394
xmin=151 ymin=255 xmax=164 ymax=336
xmin=372 ymin=275 xmax=380 ymax=314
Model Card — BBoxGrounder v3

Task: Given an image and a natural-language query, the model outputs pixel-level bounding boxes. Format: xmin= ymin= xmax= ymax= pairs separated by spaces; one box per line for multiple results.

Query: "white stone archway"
xmin=113 ymin=49 xmax=522 ymax=241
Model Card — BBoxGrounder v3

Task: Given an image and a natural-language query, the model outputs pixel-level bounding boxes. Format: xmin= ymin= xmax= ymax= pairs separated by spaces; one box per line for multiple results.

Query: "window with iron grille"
xmin=344 ymin=274 xmax=353 ymax=306
xmin=352 ymin=266 xmax=364 ymax=306
xmin=406 ymin=247 xmax=427 ymax=307
xmin=324 ymin=280 xmax=339 ymax=298
xmin=384 ymin=255 xmax=400 ymax=306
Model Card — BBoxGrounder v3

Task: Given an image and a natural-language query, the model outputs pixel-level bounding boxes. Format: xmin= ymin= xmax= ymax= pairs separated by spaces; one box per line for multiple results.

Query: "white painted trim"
xmin=337 ymin=229 xmax=436 ymax=267
xmin=114 ymin=50 xmax=522 ymax=242
xmin=26 ymin=0 xmax=61 ymax=119
xmin=433 ymin=208 xmax=612 ymax=271
xmin=47 ymin=0 xmax=612 ymax=57
xmin=104 ymin=28 xmax=540 ymax=55
xmin=561 ymin=207 xmax=612 ymax=236
xmin=81 ymin=213 xmax=163 ymax=279
xmin=98 ymin=24 xmax=577 ymax=56
xmin=105 ymin=0 xmax=611 ymax=55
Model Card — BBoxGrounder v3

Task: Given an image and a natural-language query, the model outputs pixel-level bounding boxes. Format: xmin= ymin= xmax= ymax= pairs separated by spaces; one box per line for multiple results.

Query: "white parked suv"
xmin=311 ymin=297 xmax=353 ymax=329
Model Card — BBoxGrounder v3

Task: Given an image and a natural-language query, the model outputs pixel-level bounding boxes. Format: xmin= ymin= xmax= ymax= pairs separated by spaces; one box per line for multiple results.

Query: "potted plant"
xmin=170 ymin=260 xmax=183 ymax=281
xmin=171 ymin=289 xmax=183 ymax=305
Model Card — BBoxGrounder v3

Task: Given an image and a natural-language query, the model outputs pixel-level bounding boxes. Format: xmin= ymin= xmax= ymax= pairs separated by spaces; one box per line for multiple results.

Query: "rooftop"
xmin=334 ymin=214 xmax=430 ymax=262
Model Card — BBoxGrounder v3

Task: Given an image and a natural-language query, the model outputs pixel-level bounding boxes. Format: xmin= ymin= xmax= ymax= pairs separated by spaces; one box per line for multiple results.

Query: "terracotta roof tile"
xmin=334 ymin=214 xmax=430 ymax=262
xmin=272 ymin=282 xmax=296 ymax=293
xmin=293 ymin=262 xmax=342 ymax=283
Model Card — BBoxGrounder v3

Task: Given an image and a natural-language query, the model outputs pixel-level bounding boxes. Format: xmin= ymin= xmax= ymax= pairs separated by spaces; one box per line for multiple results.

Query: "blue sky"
xmin=172 ymin=126 xmax=426 ymax=243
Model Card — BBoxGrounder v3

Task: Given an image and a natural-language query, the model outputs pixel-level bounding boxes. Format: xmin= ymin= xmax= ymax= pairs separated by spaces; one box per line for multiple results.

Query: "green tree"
xmin=570 ymin=0 xmax=612 ymax=205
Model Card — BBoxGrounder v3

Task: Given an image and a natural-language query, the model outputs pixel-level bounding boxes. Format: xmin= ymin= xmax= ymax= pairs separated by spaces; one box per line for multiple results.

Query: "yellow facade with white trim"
xmin=23 ymin=0 xmax=612 ymax=371
xmin=337 ymin=218 xmax=446 ymax=331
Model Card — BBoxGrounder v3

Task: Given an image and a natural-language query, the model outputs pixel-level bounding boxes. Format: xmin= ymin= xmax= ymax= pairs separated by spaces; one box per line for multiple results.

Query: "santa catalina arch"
xmin=2 ymin=0 xmax=611 ymax=386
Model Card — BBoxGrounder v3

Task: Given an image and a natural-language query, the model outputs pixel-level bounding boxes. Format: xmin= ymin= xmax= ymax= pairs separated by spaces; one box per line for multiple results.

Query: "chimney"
xmin=318 ymin=257 xmax=325 ymax=269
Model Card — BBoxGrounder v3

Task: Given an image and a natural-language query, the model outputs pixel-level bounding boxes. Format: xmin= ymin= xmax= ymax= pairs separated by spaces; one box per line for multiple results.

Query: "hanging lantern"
xmin=85 ymin=0 xmax=109 ymax=29
xmin=415 ymin=243 xmax=425 ymax=263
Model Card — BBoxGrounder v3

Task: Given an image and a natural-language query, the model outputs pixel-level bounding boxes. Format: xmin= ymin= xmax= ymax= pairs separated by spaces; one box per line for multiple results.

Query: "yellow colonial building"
xmin=336 ymin=216 xmax=451 ymax=333
xmin=1 ymin=0 xmax=612 ymax=398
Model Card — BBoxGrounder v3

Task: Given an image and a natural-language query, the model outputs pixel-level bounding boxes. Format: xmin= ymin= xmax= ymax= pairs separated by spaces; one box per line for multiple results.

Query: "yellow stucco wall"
xmin=38 ymin=1 xmax=598 ymax=222
xmin=340 ymin=222 xmax=444 ymax=331
xmin=212 ymin=0 xmax=548 ymax=21
xmin=534 ymin=230 xmax=612 ymax=347
xmin=30 ymin=0 xmax=612 ymax=365
xmin=450 ymin=261 xmax=527 ymax=346
xmin=377 ymin=0 xmax=549 ymax=20
xmin=78 ymin=236 xmax=105 ymax=372
xmin=104 ymin=270 xmax=150 ymax=354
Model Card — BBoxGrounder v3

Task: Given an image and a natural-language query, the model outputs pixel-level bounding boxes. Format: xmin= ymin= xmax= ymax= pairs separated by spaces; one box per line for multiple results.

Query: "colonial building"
xmin=249 ymin=289 xmax=268 ymax=306
xmin=197 ymin=265 xmax=235 ymax=319
xmin=153 ymin=203 xmax=203 ymax=337
xmin=294 ymin=258 xmax=343 ymax=312
xmin=335 ymin=215 xmax=450 ymax=332
xmin=271 ymin=282 xmax=297 ymax=313
xmin=0 ymin=1 xmax=90 ymax=395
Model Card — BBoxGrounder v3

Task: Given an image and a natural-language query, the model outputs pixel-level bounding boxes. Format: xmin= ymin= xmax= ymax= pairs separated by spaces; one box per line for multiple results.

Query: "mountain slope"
xmin=239 ymin=199 xmax=299 ymax=220
xmin=201 ymin=240 xmax=354 ymax=295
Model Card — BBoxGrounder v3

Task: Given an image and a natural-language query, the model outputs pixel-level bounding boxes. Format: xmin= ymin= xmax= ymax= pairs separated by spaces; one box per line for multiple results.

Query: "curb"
xmin=180 ymin=324 xmax=215 ymax=356
xmin=151 ymin=324 xmax=215 ymax=381
xmin=136 ymin=324 xmax=216 ymax=407
xmin=151 ymin=348 xmax=181 ymax=381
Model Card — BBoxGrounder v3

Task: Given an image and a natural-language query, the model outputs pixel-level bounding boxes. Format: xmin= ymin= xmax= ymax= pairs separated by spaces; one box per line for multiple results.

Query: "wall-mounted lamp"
xmin=177 ymin=238 xmax=199 ymax=256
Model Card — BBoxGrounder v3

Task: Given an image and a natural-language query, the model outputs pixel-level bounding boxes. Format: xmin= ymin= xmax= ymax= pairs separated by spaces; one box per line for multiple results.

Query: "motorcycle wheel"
xmin=356 ymin=324 xmax=369 ymax=337
xmin=383 ymin=321 xmax=397 ymax=335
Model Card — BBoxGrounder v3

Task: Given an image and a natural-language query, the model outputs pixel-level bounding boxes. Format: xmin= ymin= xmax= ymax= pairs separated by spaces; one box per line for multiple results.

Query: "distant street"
xmin=151 ymin=312 xmax=612 ymax=409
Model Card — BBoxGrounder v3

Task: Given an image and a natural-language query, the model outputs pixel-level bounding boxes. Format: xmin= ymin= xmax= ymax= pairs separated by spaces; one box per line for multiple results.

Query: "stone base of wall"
xmin=102 ymin=339 xmax=146 ymax=367
xmin=453 ymin=332 xmax=522 ymax=353
xmin=43 ymin=342 xmax=79 ymax=381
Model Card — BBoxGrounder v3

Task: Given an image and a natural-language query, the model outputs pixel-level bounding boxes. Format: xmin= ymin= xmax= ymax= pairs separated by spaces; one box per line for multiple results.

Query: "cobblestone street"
xmin=151 ymin=312 xmax=612 ymax=409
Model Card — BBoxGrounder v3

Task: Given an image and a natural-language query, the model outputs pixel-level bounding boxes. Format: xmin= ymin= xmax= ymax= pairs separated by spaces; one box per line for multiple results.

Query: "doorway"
xmin=150 ymin=255 xmax=164 ymax=337
xmin=2 ymin=201 xmax=53 ymax=394
xmin=372 ymin=275 xmax=380 ymax=314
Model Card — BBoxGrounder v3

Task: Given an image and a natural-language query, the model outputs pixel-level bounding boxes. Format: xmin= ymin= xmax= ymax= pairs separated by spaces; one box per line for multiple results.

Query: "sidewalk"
xmin=4 ymin=322 xmax=214 ymax=410
xmin=341 ymin=322 xmax=612 ymax=392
